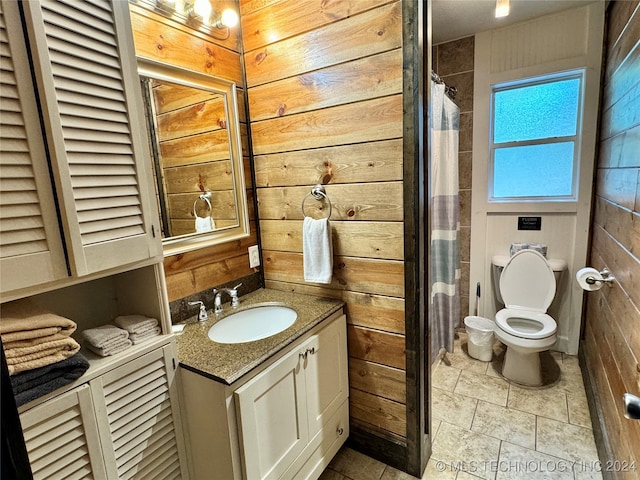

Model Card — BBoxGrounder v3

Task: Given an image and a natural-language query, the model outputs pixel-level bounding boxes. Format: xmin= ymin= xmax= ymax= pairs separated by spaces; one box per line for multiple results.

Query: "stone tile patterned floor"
xmin=320 ymin=333 xmax=603 ymax=479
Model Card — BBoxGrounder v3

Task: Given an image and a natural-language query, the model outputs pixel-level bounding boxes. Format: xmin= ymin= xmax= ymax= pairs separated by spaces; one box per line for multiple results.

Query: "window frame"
xmin=488 ymin=69 xmax=585 ymax=203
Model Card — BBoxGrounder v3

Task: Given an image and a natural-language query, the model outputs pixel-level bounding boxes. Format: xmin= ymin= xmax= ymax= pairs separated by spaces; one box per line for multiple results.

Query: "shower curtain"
xmin=430 ymin=81 xmax=461 ymax=364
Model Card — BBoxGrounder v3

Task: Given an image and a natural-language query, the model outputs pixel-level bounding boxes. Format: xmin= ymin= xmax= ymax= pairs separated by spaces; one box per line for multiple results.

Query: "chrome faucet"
xmin=188 ymin=300 xmax=208 ymax=322
xmin=214 ymin=283 xmax=242 ymax=314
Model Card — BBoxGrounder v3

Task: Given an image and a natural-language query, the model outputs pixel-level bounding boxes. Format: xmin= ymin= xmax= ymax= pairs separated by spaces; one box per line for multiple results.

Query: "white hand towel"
xmin=303 ymin=217 xmax=333 ymax=284
xmin=195 ymin=216 xmax=215 ymax=233
xmin=129 ymin=326 xmax=161 ymax=345
xmin=114 ymin=315 xmax=158 ymax=335
xmin=82 ymin=325 xmax=129 ymax=348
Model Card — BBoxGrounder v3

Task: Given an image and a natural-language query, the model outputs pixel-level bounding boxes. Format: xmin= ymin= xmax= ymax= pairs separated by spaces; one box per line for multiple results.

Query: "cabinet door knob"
xmin=306 ymin=347 xmax=316 ymax=355
xmin=299 ymin=351 xmax=307 ymax=360
xmin=337 ymin=426 xmax=344 ymax=436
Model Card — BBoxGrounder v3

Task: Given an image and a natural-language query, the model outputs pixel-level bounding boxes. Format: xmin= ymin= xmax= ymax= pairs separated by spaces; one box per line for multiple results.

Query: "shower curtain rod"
xmin=431 ymin=71 xmax=457 ymax=100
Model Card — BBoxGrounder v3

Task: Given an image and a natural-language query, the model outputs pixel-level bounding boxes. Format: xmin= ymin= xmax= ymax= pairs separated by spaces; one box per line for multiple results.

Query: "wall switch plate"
xmin=248 ymin=245 xmax=260 ymax=268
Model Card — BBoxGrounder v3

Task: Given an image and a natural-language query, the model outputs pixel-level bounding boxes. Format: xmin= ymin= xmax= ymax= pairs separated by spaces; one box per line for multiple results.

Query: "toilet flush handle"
xmin=623 ymin=393 xmax=640 ymax=420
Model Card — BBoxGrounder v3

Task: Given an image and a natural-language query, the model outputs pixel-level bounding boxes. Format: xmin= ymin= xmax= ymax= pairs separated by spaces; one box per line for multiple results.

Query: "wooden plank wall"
xmin=583 ymin=1 xmax=640 ymax=474
xmin=240 ymin=0 xmax=408 ymax=441
xmin=129 ymin=2 xmax=258 ymax=302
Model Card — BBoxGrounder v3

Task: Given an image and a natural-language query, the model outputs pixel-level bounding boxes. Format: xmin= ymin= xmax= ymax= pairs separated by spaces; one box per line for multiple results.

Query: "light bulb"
xmin=193 ymin=0 xmax=212 ymax=19
xmin=220 ymin=8 xmax=239 ymax=28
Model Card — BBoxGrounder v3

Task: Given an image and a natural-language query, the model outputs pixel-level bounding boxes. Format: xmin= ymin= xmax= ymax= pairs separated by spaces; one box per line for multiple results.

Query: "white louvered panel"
xmin=97 ymin=348 xmax=185 ymax=479
xmin=21 ymin=0 xmax=161 ymax=275
xmin=119 ymin=429 xmax=178 ymax=479
xmin=38 ymin=0 xmax=145 ymax=248
xmin=0 ymin=0 xmax=68 ymax=293
xmin=20 ymin=385 xmax=106 ymax=480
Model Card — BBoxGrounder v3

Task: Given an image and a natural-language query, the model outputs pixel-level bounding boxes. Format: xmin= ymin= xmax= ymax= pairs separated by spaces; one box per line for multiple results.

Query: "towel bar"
xmin=301 ymin=184 xmax=332 ymax=219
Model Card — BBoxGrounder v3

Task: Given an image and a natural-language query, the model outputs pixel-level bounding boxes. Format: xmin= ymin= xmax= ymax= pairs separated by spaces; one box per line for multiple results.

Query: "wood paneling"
xmin=130 ymin=4 xmax=243 ymax=83
xmin=248 ymin=49 xmax=402 ymax=121
xmin=257 ymin=183 xmax=403 ymax=221
xmin=584 ymin=2 xmax=640 ymax=475
xmin=349 ymin=388 xmax=406 ymax=438
xmin=260 ymin=220 xmax=404 ymax=260
xmin=250 ymin=95 xmax=403 ymax=155
xmin=241 ymin=0 xmax=393 ymax=53
xmin=243 ymin=2 xmax=401 ymax=87
xmin=242 ymin=0 xmax=407 ymax=444
xmin=349 ymin=358 xmax=406 ymax=404
xmin=254 ymin=139 xmax=403 ymax=187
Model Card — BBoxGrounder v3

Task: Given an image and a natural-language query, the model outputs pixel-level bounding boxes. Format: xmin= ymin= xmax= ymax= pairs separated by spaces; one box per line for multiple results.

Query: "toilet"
xmin=493 ymin=249 xmax=559 ymax=386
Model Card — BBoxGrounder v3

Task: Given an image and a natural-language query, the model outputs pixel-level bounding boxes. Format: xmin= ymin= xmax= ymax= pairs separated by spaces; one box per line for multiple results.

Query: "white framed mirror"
xmin=138 ymin=58 xmax=249 ymax=256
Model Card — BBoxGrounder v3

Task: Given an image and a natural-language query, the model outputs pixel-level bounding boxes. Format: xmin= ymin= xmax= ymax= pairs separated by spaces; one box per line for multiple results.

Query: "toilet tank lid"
xmin=492 ymin=255 xmax=566 ymax=272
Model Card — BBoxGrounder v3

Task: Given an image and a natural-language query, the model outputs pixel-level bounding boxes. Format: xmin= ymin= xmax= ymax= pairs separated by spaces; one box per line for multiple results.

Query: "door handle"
xmin=623 ymin=393 xmax=640 ymax=420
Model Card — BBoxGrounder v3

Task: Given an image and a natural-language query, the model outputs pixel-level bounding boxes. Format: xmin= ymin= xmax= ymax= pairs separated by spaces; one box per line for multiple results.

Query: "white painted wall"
xmin=469 ymin=2 xmax=605 ymax=354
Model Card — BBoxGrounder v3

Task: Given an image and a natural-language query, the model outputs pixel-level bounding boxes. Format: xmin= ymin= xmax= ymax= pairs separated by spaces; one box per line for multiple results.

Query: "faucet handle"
xmin=188 ymin=301 xmax=208 ymax=322
xmin=230 ymin=283 xmax=242 ymax=307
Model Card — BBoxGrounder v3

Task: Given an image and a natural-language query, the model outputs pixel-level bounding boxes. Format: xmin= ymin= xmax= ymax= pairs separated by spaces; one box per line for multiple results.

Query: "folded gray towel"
xmin=114 ymin=315 xmax=159 ymax=335
xmin=10 ymin=352 xmax=90 ymax=407
xmin=129 ymin=327 xmax=161 ymax=345
xmin=82 ymin=325 xmax=129 ymax=349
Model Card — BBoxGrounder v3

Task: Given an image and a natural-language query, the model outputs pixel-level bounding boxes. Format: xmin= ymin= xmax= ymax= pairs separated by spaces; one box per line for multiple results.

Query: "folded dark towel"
xmin=10 ymin=352 xmax=90 ymax=407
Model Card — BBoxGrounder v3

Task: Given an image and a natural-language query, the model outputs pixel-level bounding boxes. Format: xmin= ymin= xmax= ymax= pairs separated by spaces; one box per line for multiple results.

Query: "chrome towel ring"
xmin=301 ymin=184 xmax=332 ymax=219
xmin=193 ymin=191 xmax=212 ymax=217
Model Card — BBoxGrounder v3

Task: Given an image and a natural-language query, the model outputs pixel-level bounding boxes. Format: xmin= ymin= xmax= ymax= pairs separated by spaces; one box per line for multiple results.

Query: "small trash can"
xmin=464 ymin=316 xmax=495 ymax=362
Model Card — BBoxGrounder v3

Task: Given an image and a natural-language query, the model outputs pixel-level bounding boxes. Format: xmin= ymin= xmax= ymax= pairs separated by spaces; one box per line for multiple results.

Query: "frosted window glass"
xmin=493 ymin=143 xmax=574 ymax=198
xmin=494 ymin=78 xmax=580 ymax=143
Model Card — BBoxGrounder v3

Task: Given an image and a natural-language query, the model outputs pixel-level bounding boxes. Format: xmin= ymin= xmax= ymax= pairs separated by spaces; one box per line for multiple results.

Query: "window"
xmin=490 ymin=72 xmax=583 ymax=201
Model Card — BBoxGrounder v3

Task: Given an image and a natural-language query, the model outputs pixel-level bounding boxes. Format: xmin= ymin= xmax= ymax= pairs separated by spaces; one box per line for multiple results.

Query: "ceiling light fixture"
xmin=495 ymin=0 xmax=510 ymax=18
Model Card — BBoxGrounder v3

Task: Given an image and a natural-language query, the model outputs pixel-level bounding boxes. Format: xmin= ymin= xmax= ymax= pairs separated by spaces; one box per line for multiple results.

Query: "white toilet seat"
xmin=496 ymin=308 xmax=556 ymax=340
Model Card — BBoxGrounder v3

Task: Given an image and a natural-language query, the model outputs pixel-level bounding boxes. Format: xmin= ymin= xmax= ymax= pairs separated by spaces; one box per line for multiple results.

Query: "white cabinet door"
xmin=302 ymin=314 xmax=348 ymax=438
xmin=235 ymin=346 xmax=309 ymax=480
xmin=20 ymin=0 xmax=161 ymax=277
xmin=91 ymin=345 xmax=189 ymax=480
xmin=20 ymin=384 xmax=107 ymax=480
xmin=235 ymin=314 xmax=348 ymax=480
xmin=0 ymin=0 xmax=68 ymax=293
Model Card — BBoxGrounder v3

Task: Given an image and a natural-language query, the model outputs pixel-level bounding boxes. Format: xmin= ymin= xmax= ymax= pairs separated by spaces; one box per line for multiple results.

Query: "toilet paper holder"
xmin=585 ymin=267 xmax=616 ymax=285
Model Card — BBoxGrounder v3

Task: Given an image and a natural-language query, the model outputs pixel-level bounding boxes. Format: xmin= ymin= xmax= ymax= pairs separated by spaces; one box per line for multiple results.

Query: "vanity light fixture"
xmin=139 ymin=0 xmax=239 ymax=38
xmin=495 ymin=0 xmax=510 ymax=18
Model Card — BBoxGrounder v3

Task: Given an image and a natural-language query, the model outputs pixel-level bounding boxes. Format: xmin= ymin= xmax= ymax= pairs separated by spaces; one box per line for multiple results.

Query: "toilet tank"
xmin=491 ymin=255 xmax=567 ymax=306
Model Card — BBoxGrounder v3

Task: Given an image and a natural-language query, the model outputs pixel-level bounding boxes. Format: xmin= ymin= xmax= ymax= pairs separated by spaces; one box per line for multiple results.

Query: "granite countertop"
xmin=175 ymin=288 xmax=344 ymax=385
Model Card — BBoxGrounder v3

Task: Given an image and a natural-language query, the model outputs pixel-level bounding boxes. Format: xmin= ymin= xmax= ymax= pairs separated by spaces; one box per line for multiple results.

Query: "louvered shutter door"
xmin=21 ymin=0 xmax=161 ymax=276
xmin=0 ymin=0 xmax=68 ymax=293
xmin=20 ymin=385 xmax=108 ymax=480
xmin=92 ymin=346 xmax=188 ymax=480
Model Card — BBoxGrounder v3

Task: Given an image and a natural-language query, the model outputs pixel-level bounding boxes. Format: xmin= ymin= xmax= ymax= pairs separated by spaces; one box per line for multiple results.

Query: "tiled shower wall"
xmin=432 ymin=36 xmax=475 ymax=325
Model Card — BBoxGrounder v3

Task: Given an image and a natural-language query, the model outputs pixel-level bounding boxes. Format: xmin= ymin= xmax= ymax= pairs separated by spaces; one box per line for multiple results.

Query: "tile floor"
xmin=321 ymin=332 xmax=602 ymax=480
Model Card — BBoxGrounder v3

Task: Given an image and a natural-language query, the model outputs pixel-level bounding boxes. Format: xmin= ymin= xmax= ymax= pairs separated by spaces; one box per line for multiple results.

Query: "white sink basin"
xmin=208 ymin=305 xmax=298 ymax=344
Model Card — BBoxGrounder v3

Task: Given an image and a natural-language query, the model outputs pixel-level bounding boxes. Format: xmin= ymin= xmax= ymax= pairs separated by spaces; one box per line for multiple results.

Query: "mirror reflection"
xmin=138 ymin=59 xmax=249 ymax=253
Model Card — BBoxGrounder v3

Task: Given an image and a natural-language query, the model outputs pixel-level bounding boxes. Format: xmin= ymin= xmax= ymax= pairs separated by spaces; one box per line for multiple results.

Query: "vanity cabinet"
xmin=0 ymin=0 xmax=161 ymax=297
xmin=20 ymin=342 xmax=189 ymax=480
xmin=181 ymin=311 xmax=349 ymax=480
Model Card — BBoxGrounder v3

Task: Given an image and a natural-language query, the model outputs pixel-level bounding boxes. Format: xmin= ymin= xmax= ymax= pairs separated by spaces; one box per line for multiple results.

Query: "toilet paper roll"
xmin=576 ymin=267 xmax=603 ymax=291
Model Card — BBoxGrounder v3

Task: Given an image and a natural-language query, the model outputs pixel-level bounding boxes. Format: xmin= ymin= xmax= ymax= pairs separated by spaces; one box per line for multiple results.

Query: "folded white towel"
xmin=86 ymin=338 xmax=132 ymax=357
xmin=82 ymin=325 xmax=129 ymax=349
xmin=303 ymin=216 xmax=333 ymax=284
xmin=114 ymin=315 xmax=159 ymax=335
xmin=129 ymin=327 xmax=161 ymax=345
xmin=195 ymin=216 xmax=215 ymax=233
